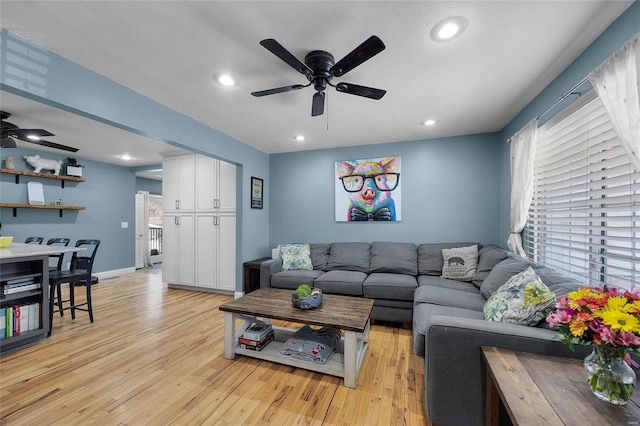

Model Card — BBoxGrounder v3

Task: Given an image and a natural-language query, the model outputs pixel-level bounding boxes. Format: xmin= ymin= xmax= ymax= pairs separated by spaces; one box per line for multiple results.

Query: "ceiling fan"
xmin=1 ymin=111 xmax=79 ymax=152
xmin=251 ymin=36 xmax=387 ymax=116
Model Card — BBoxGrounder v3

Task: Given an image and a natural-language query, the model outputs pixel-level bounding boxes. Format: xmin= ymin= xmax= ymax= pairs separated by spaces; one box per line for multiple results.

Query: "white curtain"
xmin=139 ymin=191 xmax=153 ymax=267
xmin=508 ymin=119 xmax=538 ymax=258
xmin=588 ymin=33 xmax=640 ymax=172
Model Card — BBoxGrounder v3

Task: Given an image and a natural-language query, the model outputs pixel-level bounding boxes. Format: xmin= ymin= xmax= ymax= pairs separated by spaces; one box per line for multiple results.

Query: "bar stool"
xmin=47 ymin=238 xmax=71 ymax=316
xmin=25 ymin=237 xmax=44 ymax=244
xmin=48 ymin=239 xmax=100 ymax=336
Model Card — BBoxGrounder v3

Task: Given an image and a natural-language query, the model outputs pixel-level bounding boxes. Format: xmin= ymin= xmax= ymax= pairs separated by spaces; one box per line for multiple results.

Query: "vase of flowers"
xmin=546 ymin=285 xmax=639 ymax=405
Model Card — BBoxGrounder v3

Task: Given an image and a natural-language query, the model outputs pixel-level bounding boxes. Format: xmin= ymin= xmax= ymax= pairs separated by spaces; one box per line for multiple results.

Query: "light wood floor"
xmin=0 ymin=267 xmax=429 ymax=425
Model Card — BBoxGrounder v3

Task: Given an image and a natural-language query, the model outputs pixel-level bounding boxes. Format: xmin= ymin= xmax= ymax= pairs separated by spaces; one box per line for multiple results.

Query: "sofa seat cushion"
xmin=418 ymin=275 xmax=479 ymax=293
xmin=270 ymin=270 xmax=325 ymax=290
xmin=412 ymin=303 xmax=484 ymax=356
xmin=363 ymin=273 xmax=417 ymax=301
xmin=314 ymin=270 xmax=366 ymax=296
xmin=413 ymin=286 xmax=486 ymax=312
xmin=370 ymin=241 xmax=418 ymax=275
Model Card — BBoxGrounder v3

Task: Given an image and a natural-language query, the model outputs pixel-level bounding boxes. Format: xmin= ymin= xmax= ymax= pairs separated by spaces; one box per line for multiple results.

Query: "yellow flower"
xmin=605 ymin=296 xmax=633 ymax=313
xmin=599 ymin=310 xmax=640 ymax=333
xmin=629 ymin=300 xmax=640 ymax=314
xmin=569 ymin=319 xmax=588 ymax=337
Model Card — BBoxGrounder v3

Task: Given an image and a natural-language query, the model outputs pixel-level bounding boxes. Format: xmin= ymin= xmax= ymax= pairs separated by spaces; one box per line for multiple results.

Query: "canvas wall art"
xmin=334 ymin=156 xmax=401 ymax=222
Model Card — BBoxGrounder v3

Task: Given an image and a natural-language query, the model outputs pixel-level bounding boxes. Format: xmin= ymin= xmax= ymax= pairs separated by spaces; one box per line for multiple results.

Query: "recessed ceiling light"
xmin=119 ymin=154 xmax=133 ymax=160
xmin=293 ymin=135 xmax=306 ymax=142
xmin=214 ymin=73 xmax=237 ymax=87
xmin=430 ymin=17 xmax=468 ymax=42
xmin=422 ymin=119 xmax=436 ymax=126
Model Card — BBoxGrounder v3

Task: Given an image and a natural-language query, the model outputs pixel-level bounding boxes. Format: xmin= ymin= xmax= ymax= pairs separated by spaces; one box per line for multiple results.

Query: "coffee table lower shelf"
xmin=223 ymin=313 xmax=370 ymax=388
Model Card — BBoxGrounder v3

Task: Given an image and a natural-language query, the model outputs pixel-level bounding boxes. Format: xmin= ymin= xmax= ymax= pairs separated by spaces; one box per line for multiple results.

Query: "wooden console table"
xmin=242 ymin=257 xmax=270 ymax=294
xmin=481 ymin=346 xmax=640 ymax=425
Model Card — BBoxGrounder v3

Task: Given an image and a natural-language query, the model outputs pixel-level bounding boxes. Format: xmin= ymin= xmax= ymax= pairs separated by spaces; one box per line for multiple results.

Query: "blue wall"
xmin=135 ymin=177 xmax=162 ymax=195
xmin=0 ymin=28 xmax=271 ymax=291
xmin=1 ymin=147 xmax=135 ymax=273
xmin=497 ymin=2 xmax=640 ymax=246
xmin=269 ymin=133 xmax=502 ymax=246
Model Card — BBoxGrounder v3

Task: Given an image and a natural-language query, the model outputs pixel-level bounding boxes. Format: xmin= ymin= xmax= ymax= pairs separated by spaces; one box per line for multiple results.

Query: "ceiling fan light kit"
xmin=251 ymin=35 xmax=387 ymax=116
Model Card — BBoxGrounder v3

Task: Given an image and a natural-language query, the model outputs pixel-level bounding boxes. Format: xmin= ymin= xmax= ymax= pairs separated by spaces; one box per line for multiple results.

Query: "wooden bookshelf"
xmin=1 ymin=168 xmax=85 ymax=187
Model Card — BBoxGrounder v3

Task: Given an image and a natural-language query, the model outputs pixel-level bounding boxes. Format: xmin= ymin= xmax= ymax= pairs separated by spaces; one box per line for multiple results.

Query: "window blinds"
xmin=525 ymin=91 xmax=640 ymax=289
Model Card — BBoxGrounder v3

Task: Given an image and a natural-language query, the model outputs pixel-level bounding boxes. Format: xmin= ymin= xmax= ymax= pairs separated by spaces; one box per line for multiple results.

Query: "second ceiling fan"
xmin=251 ymin=36 xmax=387 ymax=116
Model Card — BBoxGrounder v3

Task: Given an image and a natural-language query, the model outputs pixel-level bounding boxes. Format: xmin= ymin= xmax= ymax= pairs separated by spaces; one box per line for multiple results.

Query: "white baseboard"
xmin=234 ymin=291 xmax=244 ymax=299
xmin=94 ymin=267 xmax=136 ymax=280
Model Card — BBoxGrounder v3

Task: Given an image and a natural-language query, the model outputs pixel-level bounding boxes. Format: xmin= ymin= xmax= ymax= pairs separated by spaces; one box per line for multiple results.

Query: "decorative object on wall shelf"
xmin=23 ymin=155 xmax=63 ymax=175
xmin=251 ymin=176 xmax=263 ymax=209
xmin=27 ymin=181 xmax=45 ymax=205
xmin=1 ymin=168 xmax=85 ymax=187
xmin=335 ymin=156 xmax=401 ymax=222
xmin=66 ymin=157 xmax=84 ymax=177
xmin=4 ymin=156 xmax=14 ymax=169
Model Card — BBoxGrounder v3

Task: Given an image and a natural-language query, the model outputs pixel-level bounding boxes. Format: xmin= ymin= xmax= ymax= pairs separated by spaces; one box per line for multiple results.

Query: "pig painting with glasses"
xmin=335 ymin=156 xmax=401 ymax=221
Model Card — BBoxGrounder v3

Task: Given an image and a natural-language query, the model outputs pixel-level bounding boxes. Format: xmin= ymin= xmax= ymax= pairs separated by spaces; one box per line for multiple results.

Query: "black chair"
xmin=48 ymin=239 xmax=100 ymax=336
xmin=47 ymin=238 xmax=71 ymax=316
xmin=25 ymin=237 xmax=44 ymax=244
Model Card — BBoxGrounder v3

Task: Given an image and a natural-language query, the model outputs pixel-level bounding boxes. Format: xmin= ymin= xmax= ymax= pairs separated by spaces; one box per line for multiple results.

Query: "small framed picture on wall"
xmin=251 ymin=176 xmax=263 ymax=209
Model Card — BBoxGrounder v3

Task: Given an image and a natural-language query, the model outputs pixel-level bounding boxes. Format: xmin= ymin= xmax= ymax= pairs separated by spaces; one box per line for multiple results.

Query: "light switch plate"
xmin=121 ymin=222 xmax=128 ymax=228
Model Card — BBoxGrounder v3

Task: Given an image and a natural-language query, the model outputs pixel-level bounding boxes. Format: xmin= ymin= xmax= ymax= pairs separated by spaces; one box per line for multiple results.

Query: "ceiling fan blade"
xmin=16 ymin=136 xmax=79 ymax=152
xmin=335 ymin=82 xmax=386 ymax=100
xmin=330 ymin=36 xmax=386 ymax=77
xmin=311 ymin=92 xmax=325 ymax=117
xmin=260 ymin=39 xmax=313 ymax=79
xmin=13 ymin=128 xmax=54 ymax=138
xmin=251 ymin=84 xmax=307 ymax=97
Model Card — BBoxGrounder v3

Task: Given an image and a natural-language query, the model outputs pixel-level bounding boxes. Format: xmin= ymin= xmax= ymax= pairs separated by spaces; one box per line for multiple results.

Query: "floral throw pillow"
xmin=441 ymin=245 xmax=478 ymax=281
xmin=280 ymin=244 xmax=313 ymax=271
xmin=483 ymin=266 xmax=555 ymax=326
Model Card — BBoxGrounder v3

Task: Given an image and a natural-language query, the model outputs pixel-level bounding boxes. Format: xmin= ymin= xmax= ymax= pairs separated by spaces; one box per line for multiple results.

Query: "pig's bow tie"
xmin=350 ymin=206 xmax=392 ymax=221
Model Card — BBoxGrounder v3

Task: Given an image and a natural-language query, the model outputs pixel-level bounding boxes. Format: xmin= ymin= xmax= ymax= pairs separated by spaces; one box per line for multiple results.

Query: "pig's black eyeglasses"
xmin=339 ymin=173 xmax=400 ymax=192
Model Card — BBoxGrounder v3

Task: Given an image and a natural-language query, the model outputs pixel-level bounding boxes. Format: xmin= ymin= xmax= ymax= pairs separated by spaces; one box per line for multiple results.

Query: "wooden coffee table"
xmin=219 ymin=288 xmax=374 ymax=388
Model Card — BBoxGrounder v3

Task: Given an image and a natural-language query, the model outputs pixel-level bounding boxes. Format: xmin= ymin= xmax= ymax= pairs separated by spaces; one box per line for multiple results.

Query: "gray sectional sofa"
xmin=260 ymin=241 xmax=589 ymax=425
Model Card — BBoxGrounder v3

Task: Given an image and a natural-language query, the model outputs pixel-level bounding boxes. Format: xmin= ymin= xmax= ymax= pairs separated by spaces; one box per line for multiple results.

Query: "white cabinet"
xmin=163 ymin=155 xmax=195 ymax=212
xmin=162 ymin=213 xmax=195 ymax=286
xmin=162 ymin=154 xmax=236 ymax=293
xmin=195 ymin=213 xmax=236 ymax=291
xmin=195 ymin=155 xmax=236 ymax=212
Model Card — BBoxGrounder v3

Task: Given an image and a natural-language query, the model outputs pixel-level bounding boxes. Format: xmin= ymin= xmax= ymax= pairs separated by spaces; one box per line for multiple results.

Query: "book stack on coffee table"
xmin=238 ymin=322 xmax=274 ymax=351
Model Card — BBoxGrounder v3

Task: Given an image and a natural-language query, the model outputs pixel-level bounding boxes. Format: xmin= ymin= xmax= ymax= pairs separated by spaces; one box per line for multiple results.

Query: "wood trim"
xmin=1 ymin=168 xmax=86 ymax=182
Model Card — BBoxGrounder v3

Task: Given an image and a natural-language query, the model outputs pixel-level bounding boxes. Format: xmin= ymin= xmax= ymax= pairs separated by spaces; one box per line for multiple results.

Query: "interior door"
xmin=134 ymin=193 xmax=144 ymax=269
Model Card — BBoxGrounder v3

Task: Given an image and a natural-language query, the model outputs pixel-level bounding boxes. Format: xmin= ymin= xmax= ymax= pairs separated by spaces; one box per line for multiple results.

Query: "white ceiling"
xmin=0 ymin=1 xmax=633 ymax=169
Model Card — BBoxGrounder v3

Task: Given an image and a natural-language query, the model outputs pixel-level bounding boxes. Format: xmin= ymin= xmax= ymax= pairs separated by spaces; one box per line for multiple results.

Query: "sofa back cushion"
xmin=418 ymin=242 xmax=481 ymax=276
xmin=370 ymin=241 xmax=418 ymax=275
xmin=326 ymin=242 xmax=371 ymax=273
xmin=310 ymin=243 xmax=331 ymax=271
xmin=472 ymin=244 xmax=510 ymax=288
xmin=479 ymin=257 xmax=534 ymax=299
xmin=533 ymin=264 xmax=582 ymax=298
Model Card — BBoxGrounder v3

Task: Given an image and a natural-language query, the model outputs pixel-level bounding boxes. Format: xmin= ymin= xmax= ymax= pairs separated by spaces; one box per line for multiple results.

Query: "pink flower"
xmin=624 ymin=352 xmax=640 ymax=368
xmin=547 ymin=310 xmax=572 ymax=327
xmin=600 ymin=327 xmax=618 ymax=344
xmin=617 ymin=331 xmax=640 ymax=347
xmin=555 ymin=296 xmax=569 ymax=310
xmin=589 ymin=318 xmax=605 ymax=333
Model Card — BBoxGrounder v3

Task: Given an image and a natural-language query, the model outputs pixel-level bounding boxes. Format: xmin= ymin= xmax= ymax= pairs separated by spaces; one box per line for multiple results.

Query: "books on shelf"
xmin=238 ymin=330 xmax=275 ymax=351
xmin=242 ymin=322 xmax=273 ymax=341
xmin=2 ymin=282 xmax=41 ymax=295
xmin=1 ymin=303 xmax=41 ymax=339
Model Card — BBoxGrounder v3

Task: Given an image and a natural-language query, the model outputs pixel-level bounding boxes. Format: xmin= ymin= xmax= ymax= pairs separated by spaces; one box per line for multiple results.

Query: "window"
xmin=524 ymin=90 xmax=640 ymax=289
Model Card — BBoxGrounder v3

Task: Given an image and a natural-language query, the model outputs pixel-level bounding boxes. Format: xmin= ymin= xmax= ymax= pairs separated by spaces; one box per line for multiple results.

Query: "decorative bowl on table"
xmin=291 ymin=287 xmax=323 ymax=310
xmin=0 ymin=236 xmax=13 ymax=248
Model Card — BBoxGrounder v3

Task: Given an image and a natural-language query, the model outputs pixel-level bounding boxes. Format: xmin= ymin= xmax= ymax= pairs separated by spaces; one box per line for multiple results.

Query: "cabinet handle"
xmin=175 ymin=216 xmax=179 ymax=226
xmin=177 ymin=199 xmax=180 ymax=210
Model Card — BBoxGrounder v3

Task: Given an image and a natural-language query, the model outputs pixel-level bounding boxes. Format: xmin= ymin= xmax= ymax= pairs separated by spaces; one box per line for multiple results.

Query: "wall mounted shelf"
xmin=1 ymin=168 xmax=86 ymax=188
xmin=0 ymin=203 xmax=86 ymax=218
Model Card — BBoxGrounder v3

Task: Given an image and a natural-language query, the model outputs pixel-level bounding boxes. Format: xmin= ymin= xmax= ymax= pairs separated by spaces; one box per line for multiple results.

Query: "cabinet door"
xmin=176 ymin=214 xmax=195 ymax=285
xmin=196 ymin=155 xmax=217 ymax=211
xmin=177 ymin=156 xmax=195 ymax=211
xmin=218 ymin=160 xmax=236 ymax=212
xmin=217 ymin=214 xmax=236 ymax=291
xmin=163 ymin=157 xmax=179 ymax=212
xmin=195 ymin=214 xmax=217 ymax=289
xmin=162 ymin=214 xmax=178 ymax=283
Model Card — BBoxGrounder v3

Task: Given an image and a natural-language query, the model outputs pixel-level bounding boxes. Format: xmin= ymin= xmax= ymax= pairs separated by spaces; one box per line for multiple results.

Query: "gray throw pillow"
xmin=480 ymin=257 xmax=534 ymax=299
